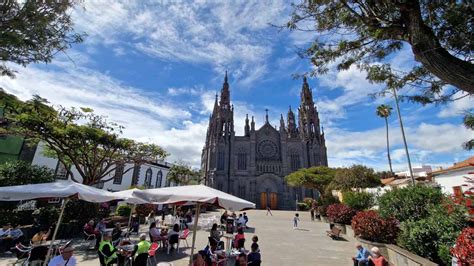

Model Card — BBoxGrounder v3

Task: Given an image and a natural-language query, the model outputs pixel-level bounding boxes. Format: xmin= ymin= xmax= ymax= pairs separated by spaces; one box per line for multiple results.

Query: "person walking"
xmin=310 ymin=207 xmax=315 ymax=221
xmin=293 ymin=213 xmax=300 ymax=229
xmin=265 ymin=205 xmax=273 ymax=216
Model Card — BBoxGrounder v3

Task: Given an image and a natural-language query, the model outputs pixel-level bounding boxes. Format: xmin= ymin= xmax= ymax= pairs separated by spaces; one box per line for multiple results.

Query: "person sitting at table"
xmin=95 ymin=218 xmax=107 ymax=235
xmin=235 ymin=252 xmax=247 ymax=266
xmin=149 ymin=222 xmax=161 ymax=242
xmin=251 ymin=235 xmax=260 ymax=252
xmin=48 ymin=246 xmax=77 ymax=266
xmin=236 ymin=214 xmax=246 ymax=228
xmin=84 ymin=220 xmax=101 ymax=249
xmin=168 ymin=224 xmax=180 ymax=252
xmin=130 ymin=215 xmax=139 ymax=234
xmin=231 ymin=212 xmax=237 ymax=219
xmin=2 ymin=224 xmax=24 ymax=254
xmin=210 ymin=223 xmax=224 ymax=249
xmin=233 ymin=227 xmax=245 ymax=249
xmin=0 ymin=223 xmax=12 ymax=254
xmin=220 ymin=211 xmax=228 ymax=225
xmin=132 ymin=233 xmax=151 ymax=265
xmin=247 ymin=243 xmax=261 ymax=265
xmin=112 ymin=223 xmax=123 ymax=243
xmin=31 ymin=227 xmax=50 ymax=244
xmin=98 ymin=234 xmax=118 ymax=266
xmin=193 ymin=250 xmax=212 ymax=266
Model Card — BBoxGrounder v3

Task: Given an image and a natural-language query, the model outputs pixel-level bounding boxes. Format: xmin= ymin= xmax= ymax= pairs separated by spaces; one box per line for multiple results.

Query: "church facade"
xmin=201 ymin=73 xmax=328 ymax=210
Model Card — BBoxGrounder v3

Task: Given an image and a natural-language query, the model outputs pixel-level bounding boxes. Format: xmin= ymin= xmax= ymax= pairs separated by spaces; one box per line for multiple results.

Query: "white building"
xmin=395 ymin=165 xmax=432 ymax=178
xmin=32 ymin=143 xmax=173 ymax=192
xmin=431 ymin=156 xmax=474 ymax=195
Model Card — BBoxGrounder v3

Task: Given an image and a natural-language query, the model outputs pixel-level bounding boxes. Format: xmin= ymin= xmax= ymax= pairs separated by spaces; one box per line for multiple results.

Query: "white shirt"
xmin=48 ymin=255 xmax=77 ymax=266
xmin=237 ymin=216 xmax=246 ymax=225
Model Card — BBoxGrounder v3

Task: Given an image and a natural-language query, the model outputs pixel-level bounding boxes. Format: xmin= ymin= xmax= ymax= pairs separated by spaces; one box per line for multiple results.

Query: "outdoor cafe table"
xmin=222 ymin=234 xmax=234 ymax=252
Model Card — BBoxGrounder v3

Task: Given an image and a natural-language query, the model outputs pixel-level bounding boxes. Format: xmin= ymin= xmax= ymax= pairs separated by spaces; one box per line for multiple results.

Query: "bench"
xmin=326 ymin=226 xmax=342 ymax=240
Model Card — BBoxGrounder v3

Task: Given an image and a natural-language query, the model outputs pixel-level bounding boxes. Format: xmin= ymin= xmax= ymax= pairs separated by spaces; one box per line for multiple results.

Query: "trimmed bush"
xmin=351 ymin=210 xmax=398 ymax=243
xmin=135 ymin=204 xmax=155 ymax=218
xmin=451 ymin=227 xmax=474 ymax=265
xmin=397 ymin=204 xmax=467 ymax=265
xmin=326 ymin=203 xmax=356 ymax=224
xmin=116 ymin=205 xmax=132 ymax=217
xmin=342 ymin=191 xmax=374 ymax=210
xmin=378 ymin=185 xmax=443 ymax=222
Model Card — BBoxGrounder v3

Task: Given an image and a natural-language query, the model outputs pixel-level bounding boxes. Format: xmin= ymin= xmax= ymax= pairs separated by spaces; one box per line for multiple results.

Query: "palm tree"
xmin=376 ymin=104 xmax=393 ymax=174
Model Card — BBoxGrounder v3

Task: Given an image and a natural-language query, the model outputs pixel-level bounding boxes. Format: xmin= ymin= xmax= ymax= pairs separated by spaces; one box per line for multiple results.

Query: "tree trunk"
xmin=401 ymin=1 xmax=474 ymax=94
xmin=384 ymin=117 xmax=393 ymax=174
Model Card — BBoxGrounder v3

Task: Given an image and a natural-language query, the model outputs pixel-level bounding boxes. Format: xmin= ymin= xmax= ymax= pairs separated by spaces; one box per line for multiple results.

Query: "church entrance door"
xmin=270 ymin=192 xmax=277 ymax=210
xmin=260 ymin=192 xmax=278 ymax=210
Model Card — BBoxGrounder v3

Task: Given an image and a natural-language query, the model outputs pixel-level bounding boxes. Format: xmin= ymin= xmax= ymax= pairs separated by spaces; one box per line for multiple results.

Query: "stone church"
xmin=201 ymin=73 xmax=328 ymax=210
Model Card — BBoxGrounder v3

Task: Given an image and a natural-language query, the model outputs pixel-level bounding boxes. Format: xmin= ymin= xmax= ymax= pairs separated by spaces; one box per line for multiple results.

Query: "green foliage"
xmin=462 ymin=110 xmax=473 ymax=150
xmin=2 ymin=91 xmax=168 ymax=185
xmin=0 ymin=0 xmax=84 ymax=78
xmin=32 ymin=206 xmax=60 ymax=227
xmin=285 ymin=166 xmax=336 ymax=193
xmin=285 ymin=1 xmax=473 ymax=102
xmin=397 ymin=204 xmax=467 ymax=265
xmin=63 ymin=201 xmax=101 ymax=225
xmin=167 ymin=163 xmax=202 ymax=185
xmin=116 ymin=205 xmax=132 ymax=217
xmin=376 ymin=104 xmax=392 ymax=119
xmin=378 ymin=185 xmax=443 ymax=222
xmin=316 ymin=193 xmax=340 ymax=216
xmin=342 ymin=191 xmax=374 ymax=211
xmin=0 ymin=160 xmax=54 ymax=186
xmin=297 ymin=202 xmax=309 ymax=211
xmin=331 ymin=165 xmax=380 ymax=190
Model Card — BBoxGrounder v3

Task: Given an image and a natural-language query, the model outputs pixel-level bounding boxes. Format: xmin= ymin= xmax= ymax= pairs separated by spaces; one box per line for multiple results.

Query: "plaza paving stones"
xmin=0 ymin=210 xmax=356 ymax=265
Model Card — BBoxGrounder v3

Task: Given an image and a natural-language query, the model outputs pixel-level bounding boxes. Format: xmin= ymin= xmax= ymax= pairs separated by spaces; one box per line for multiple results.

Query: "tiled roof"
xmin=431 ymin=156 xmax=474 ymax=175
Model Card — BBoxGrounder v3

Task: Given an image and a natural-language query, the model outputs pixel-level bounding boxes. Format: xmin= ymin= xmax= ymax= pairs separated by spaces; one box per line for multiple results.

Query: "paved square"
xmin=0 ymin=210 xmax=356 ymax=265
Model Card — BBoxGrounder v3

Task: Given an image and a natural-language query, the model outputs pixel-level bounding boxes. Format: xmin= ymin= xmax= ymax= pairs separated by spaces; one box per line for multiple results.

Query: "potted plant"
xmin=351 ymin=210 xmax=399 ymax=259
xmin=326 ymin=203 xmax=356 ymax=234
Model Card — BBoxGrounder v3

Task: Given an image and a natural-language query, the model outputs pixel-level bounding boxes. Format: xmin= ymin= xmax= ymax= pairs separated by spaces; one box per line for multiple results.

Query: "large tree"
xmin=376 ymin=104 xmax=393 ymax=173
xmin=463 ymin=111 xmax=474 ymax=150
xmin=331 ymin=165 xmax=380 ymax=191
xmin=285 ymin=166 xmax=336 ymax=196
xmin=0 ymin=0 xmax=83 ymax=77
xmin=2 ymin=92 xmax=168 ymax=185
xmin=0 ymin=160 xmax=54 ymax=186
xmin=167 ymin=163 xmax=202 ymax=185
xmin=285 ymin=1 xmax=473 ymax=103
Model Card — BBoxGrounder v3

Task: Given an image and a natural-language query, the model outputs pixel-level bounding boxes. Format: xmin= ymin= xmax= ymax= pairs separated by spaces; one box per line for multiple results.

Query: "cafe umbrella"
xmin=132 ymin=184 xmax=255 ymax=264
xmin=0 ymin=181 xmax=123 ymax=265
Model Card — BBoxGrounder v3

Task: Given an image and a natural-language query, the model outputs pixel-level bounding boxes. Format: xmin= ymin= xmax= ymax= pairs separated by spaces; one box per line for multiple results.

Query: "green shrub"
xmin=397 ymin=203 xmax=467 ymax=265
xmin=116 ymin=205 xmax=132 ymax=217
xmin=64 ymin=200 xmax=101 ymax=225
xmin=342 ymin=191 xmax=374 ymax=210
xmin=378 ymin=185 xmax=443 ymax=222
xmin=297 ymin=202 xmax=309 ymax=211
xmin=316 ymin=194 xmax=339 ymax=216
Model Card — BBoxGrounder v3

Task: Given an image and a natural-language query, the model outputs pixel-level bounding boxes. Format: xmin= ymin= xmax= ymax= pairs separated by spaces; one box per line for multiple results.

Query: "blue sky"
xmin=1 ymin=1 xmax=472 ymax=171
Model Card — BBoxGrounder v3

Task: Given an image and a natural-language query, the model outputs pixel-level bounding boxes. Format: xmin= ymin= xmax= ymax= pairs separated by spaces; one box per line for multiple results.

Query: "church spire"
xmin=301 ymin=76 xmax=314 ymax=105
xmin=220 ymin=71 xmax=230 ymax=107
xmin=265 ymin=109 xmax=269 ymax=124
xmin=244 ymin=114 xmax=250 ymax=136
xmin=287 ymin=105 xmax=298 ymax=138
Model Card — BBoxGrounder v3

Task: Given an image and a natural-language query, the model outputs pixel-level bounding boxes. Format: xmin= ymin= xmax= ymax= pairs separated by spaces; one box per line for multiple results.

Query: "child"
xmin=293 ymin=213 xmax=300 ymax=229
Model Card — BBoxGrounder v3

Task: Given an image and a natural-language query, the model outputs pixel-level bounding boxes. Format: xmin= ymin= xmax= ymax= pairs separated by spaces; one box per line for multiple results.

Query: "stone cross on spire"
xmin=265 ymin=108 xmax=269 ymax=123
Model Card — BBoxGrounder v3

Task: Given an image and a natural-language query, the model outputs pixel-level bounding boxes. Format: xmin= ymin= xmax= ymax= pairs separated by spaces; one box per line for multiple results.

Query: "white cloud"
xmin=438 ymin=93 xmax=473 ymax=118
xmin=71 ymin=0 xmax=289 ymax=87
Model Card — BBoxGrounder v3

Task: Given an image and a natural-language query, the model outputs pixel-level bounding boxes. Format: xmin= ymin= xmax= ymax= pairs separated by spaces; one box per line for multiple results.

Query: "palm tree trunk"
xmin=393 ymin=88 xmax=415 ymax=184
xmin=385 ymin=117 xmax=393 ymax=174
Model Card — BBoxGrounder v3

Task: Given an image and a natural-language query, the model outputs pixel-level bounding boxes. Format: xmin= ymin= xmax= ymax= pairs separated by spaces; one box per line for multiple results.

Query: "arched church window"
xmin=237 ymin=149 xmax=247 ymax=170
xmin=290 ymin=153 xmax=301 ymax=171
xmin=144 ymin=168 xmax=153 ymax=188
xmin=155 ymin=170 xmax=163 ymax=188
xmin=217 ymin=151 xmax=225 ymax=170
